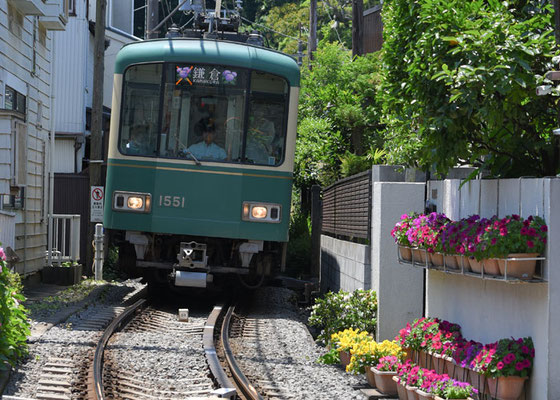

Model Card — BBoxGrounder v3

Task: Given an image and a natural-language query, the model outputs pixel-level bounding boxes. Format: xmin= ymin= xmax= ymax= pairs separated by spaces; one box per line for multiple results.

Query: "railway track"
xmin=83 ymin=299 xmax=291 ymax=400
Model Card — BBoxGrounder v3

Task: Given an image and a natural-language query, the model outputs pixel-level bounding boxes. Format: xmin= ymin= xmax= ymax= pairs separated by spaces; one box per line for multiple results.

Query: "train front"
xmin=103 ymin=39 xmax=300 ymax=289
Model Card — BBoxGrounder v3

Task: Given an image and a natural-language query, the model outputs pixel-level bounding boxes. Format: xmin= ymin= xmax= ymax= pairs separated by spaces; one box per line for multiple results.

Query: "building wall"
xmin=54 ymin=0 xmax=88 ymax=134
xmin=0 ymin=1 xmax=55 ymax=275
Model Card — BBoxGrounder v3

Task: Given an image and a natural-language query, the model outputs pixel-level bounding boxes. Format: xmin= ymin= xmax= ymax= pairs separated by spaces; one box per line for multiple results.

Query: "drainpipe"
xmin=48 ymin=31 xmax=57 ymax=268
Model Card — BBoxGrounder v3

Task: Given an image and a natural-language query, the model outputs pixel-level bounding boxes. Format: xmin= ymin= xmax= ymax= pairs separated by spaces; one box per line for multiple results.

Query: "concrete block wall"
xmin=320 ymin=234 xmax=370 ymax=293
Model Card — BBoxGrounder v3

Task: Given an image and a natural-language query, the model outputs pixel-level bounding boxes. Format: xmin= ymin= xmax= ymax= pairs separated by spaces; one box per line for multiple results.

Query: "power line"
xmin=240 ymin=16 xmax=300 ymax=42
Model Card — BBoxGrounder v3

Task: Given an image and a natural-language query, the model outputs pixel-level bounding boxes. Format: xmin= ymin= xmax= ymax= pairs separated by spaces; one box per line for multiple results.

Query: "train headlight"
xmin=127 ymin=196 xmax=143 ymax=209
xmin=242 ymin=202 xmax=281 ymax=223
xmin=113 ymin=191 xmax=151 ymax=213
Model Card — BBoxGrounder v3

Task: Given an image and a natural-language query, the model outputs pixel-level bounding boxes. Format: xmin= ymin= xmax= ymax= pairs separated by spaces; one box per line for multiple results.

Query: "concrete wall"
xmin=320 ymin=234 xmax=370 ymax=292
xmin=371 ymin=181 xmax=425 ymax=341
xmin=426 ymin=178 xmax=558 ymax=400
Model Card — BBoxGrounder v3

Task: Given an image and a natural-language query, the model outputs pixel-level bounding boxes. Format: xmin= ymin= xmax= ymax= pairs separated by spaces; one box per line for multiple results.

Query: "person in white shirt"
xmin=187 ymin=125 xmax=226 ymax=161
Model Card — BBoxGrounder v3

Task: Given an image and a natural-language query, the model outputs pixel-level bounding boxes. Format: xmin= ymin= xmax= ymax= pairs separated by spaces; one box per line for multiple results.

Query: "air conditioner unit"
xmin=39 ymin=0 xmax=68 ymax=30
xmin=10 ymin=0 xmax=47 ymax=15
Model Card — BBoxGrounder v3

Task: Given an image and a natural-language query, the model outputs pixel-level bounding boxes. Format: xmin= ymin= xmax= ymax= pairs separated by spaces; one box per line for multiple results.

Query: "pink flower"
xmin=515 ymin=362 xmax=524 ymax=371
xmin=497 ymin=361 xmax=504 ymax=370
xmin=503 ymin=353 xmax=516 ymax=364
xmin=527 ymin=240 xmax=534 ymax=248
xmin=521 ymin=345 xmax=529 ymax=354
xmin=0 ymin=247 xmax=5 ymax=261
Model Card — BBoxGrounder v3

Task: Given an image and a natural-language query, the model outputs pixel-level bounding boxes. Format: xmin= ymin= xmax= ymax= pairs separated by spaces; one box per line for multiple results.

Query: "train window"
xmin=119 ymin=64 xmax=163 ymax=157
xmin=245 ymin=72 xmax=288 ymax=166
xmin=158 ymin=63 xmax=247 ymax=162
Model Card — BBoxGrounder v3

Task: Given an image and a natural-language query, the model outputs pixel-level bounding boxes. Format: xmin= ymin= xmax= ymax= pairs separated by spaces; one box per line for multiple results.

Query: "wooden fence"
xmin=322 ymin=170 xmax=372 ymax=240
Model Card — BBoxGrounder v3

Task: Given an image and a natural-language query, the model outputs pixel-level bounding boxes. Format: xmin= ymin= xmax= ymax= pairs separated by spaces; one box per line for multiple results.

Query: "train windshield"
xmin=119 ymin=63 xmax=289 ymax=166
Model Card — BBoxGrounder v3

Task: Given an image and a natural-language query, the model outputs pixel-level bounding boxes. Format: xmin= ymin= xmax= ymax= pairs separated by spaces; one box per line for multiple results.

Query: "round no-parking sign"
xmin=90 ymin=186 xmax=104 ymax=222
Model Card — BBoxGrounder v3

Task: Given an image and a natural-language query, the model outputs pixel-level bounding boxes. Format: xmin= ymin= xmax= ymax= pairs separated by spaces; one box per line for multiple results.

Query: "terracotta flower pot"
xmin=443 ymin=355 xmax=454 ymax=376
xmin=339 ymin=350 xmax=351 ymax=367
xmin=416 ymin=388 xmax=434 ymax=400
xmin=456 ymin=255 xmax=469 ymax=271
xmin=434 ymin=397 xmax=472 ymax=400
xmin=444 ymin=254 xmax=459 ymax=269
xmin=483 ymin=258 xmax=501 ymax=275
xmin=402 ymin=347 xmax=413 ymax=361
xmin=430 ymin=252 xmax=444 ymax=267
xmin=418 ymin=349 xmax=429 ymax=368
xmin=412 ymin=248 xmax=428 ymax=265
xmin=468 ymin=368 xmax=486 ymax=395
xmin=452 ymin=363 xmax=468 ymax=381
xmin=372 ymin=367 xmax=397 ymax=395
xmin=487 ymin=376 xmax=527 ymax=400
xmin=394 ymin=376 xmax=407 ymax=400
xmin=365 ymin=365 xmax=377 ymax=388
xmin=431 ymin=352 xmax=446 ymax=374
xmin=498 ymin=253 xmax=539 ymax=280
xmin=406 ymin=385 xmax=420 ymax=400
xmin=468 ymin=257 xmax=482 ymax=273
xmin=399 ymin=246 xmax=413 ymax=262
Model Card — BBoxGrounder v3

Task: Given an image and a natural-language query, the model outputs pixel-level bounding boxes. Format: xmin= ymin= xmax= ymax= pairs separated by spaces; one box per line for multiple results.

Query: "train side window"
xmin=245 ymin=71 xmax=288 ymax=166
xmin=119 ymin=64 xmax=162 ymax=157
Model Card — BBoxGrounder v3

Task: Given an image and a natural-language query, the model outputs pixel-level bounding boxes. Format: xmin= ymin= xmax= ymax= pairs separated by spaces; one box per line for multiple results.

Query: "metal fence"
xmin=322 ymin=170 xmax=372 ymax=240
xmin=47 ymin=214 xmax=81 ymax=266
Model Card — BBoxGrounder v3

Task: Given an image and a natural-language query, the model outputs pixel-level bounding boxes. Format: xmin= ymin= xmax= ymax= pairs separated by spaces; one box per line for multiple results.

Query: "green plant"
xmin=317 ymin=346 xmax=341 ymax=364
xmin=60 ymin=261 xmax=78 ymax=268
xmin=308 ymin=289 xmax=377 ymax=345
xmin=380 ymin=0 xmax=560 ymax=178
xmin=0 ymin=246 xmax=30 ymax=368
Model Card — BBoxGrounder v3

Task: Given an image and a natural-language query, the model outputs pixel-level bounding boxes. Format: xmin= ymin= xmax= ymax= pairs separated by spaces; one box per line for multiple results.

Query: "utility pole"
xmin=147 ymin=0 xmax=160 ymax=39
xmin=88 ymin=0 xmax=106 ymax=273
xmin=352 ymin=0 xmax=363 ymax=58
xmin=308 ymin=0 xmax=317 ymax=68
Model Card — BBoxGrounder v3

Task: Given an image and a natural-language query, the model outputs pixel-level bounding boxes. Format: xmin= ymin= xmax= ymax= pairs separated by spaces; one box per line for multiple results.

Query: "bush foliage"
xmin=0 ymin=247 xmax=29 ymax=369
xmin=308 ymin=289 xmax=377 ymax=345
xmin=380 ymin=0 xmax=559 ymax=178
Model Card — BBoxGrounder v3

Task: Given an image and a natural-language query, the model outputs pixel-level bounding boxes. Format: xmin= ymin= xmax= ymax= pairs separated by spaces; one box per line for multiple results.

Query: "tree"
xmin=295 ymin=43 xmax=384 ymax=190
xmin=380 ymin=0 xmax=559 ymax=178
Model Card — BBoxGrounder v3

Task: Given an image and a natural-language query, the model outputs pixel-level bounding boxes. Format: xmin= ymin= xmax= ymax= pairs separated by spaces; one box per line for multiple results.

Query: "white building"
xmin=0 ymin=0 xmax=68 ymax=275
xmin=53 ymin=0 xmax=140 ymax=174
xmin=0 ymin=0 xmax=139 ymax=275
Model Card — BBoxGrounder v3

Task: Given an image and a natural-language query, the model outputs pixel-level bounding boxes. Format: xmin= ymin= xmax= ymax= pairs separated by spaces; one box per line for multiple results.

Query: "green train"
xmin=103 ymin=37 xmax=300 ymax=290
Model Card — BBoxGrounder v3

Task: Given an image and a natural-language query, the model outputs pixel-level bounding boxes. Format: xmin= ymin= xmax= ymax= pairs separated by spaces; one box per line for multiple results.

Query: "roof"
xmin=115 ymin=38 xmax=301 ymax=86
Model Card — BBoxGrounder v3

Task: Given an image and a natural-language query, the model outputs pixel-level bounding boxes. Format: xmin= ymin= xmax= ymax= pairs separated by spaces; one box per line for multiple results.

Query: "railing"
xmin=322 ymin=169 xmax=372 ymax=240
xmin=46 ymin=214 xmax=80 ymax=266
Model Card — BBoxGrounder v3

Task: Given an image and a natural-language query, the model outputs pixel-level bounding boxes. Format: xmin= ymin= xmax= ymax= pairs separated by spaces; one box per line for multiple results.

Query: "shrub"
xmin=0 ymin=246 xmax=30 ymax=368
xmin=308 ymin=289 xmax=377 ymax=345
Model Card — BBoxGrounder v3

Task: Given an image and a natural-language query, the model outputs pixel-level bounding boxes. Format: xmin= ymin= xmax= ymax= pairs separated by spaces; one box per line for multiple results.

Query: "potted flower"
xmin=394 ymin=360 xmax=414 ymax=400
xmin=347 ymin=339 xmax=402 ymax=387
xmin=391 ymin=212 xmax=420 ymax=261
xmin=418 ymin=213 xmax=450 ymax=267
xmin=485 ymin=337 xmax=534 ymax=400
xmin=432 ymin=379 xmax=477 ymax=400
xmin=415 ymin=369 xmax=441 ymax=400
xmin=483 ymin=215 xmax=547 ymax=279
xmin=372 ymin=355 xmax=400 ymax=395
xmin=331 ymin=328 xmax=370 ymax=367
xmin=439 ymin=219 xmax=470 ymax=269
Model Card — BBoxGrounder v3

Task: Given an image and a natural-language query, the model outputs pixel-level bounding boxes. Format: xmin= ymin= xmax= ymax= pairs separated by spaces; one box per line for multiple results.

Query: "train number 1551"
xmin=158 ymin=195 xmax=185 ymax=208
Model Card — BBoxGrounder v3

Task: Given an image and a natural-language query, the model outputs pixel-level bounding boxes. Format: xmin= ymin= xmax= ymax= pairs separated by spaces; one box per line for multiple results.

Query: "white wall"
xmin=426 ymin=178 xmax=558 ymax=400
xmin=53 ymin=137 xmax=75 ymax=173
xmin=371 ymin=182 xmax=425 ymax=341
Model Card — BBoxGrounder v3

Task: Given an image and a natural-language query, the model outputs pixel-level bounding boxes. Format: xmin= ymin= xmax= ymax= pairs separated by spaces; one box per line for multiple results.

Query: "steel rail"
xmin=91 ymin=298 xmax=147 ymax=400
xmin=221 ymin=305 xmax=264 ymax=400
xmin=204 ymin=304 xmax=237 ymax=395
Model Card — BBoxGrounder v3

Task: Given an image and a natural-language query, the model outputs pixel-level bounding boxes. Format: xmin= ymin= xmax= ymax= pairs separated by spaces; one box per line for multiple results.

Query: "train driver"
xmin=186 ymin=124 xmax=227 ymax=161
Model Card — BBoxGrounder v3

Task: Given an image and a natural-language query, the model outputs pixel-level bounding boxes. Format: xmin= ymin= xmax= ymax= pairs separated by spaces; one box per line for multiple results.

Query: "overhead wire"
xmin=240 ymin=16 xmax=300 ymax=42
xmin=321 ymin=1 xmax=346 ymax=49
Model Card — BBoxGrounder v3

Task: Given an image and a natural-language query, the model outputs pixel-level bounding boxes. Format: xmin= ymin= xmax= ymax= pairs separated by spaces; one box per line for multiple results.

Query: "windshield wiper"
xmin=185 ymin=151 xmax=201 ymax=166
